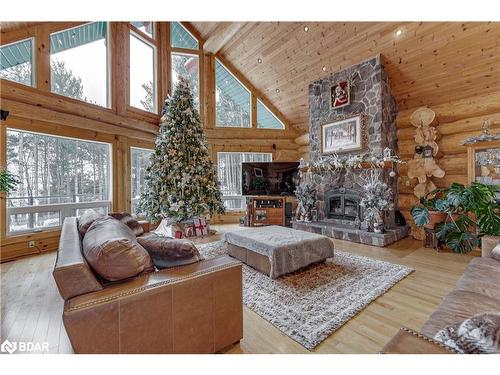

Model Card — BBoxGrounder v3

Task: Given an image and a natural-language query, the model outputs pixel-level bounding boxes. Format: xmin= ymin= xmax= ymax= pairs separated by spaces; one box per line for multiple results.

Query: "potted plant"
xmin=0 ymin=168 xmax=19 ymax=194
xmin=411 ymin=191 xmax=447 ymax=229
xmin=412 ymin=182 xmax=500 ymax=253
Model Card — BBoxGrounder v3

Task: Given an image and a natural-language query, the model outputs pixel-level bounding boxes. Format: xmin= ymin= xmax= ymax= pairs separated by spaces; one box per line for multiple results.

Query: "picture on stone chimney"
xmin=321 ymin=114 xmax=365 ymax=154
xmin=330 ymin=81 xmax=350 ymax=109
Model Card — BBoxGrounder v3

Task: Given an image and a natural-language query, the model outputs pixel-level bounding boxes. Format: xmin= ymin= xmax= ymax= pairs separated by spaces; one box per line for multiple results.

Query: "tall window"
xmin=217 ymin=152 xmax=272 ymax=210
xmin=6 ymin=129 xmax=112 ymax=234
xmin=215 ymin=60 xmax=251 ymax=128
xmin=130 ymin=31 xmax=157 ymax=113
xmin=171 ymin=52 xmax=199 ymax=109
xmin=130 ymin=147 xmax=153 ymax=215
xmin=170 ymin=22 xmax=198 ymax=50
xmin=50 ymin=22 xmax=109 ymax=107
xmin=0 ymin=38 xmax=34 ymax=86
xmin=257 ymin=99 xmax=285 ymax=129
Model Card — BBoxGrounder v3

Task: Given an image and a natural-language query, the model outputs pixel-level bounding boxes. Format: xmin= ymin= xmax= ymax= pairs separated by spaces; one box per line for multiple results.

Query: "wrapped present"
xmin=193 ymin=217 xmax=208 ymax=236
xmin=184 ymin=224 xmax=195 ymax=238
xmin=154 ymin=218 xmax=185 ymax=238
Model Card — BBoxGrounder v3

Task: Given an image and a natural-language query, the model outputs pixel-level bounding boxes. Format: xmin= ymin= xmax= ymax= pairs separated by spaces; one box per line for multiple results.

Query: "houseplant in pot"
xmin=412 ymin=182 xmax=500 ymax=253
xmin=411 ymin=190 xmax=447 ymax=229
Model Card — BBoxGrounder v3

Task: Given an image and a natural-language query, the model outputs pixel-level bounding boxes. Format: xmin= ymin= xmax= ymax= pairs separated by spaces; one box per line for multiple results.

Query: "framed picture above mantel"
xmin=321 ymin=114 xmax=366 ymax=154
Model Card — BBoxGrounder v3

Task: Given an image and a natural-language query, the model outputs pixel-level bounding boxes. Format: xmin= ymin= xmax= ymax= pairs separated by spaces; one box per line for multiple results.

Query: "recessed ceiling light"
xmin=304 ymin=26 xmax=309 ymax=32
xmin=395 ymin=29 xmax=403 ymax=36
xmin=257 ymin=58 xmax=262 ymax=64
xmin=276 ymin=88 xmax=280 ymax=93
xmin=322 ymin=66 xmax=327 ymax=71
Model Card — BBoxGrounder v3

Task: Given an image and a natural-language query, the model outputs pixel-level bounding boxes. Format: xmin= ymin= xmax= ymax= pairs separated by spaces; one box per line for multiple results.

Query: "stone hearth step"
xmin=292 ymin=221 xmax=409 ymax=247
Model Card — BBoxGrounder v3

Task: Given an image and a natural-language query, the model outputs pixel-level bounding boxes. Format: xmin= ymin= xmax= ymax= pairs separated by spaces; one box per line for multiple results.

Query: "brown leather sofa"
xmin=53 ymin=217 xmax=243 ymax=354
xmin=381 ymin=235 xmax=500 ymax=353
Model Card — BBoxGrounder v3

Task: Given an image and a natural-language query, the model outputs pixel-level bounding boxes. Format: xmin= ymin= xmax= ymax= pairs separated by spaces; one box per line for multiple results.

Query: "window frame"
xmin=0 ymin=37 xmax=36 ymax=87
xmin=129 ymin=28 xmax=158 ymax=114
xmin=256 ymin=98 xmax=285 ymax=130
xmin=5 ymin=128 xmax=113 ymax=236
xmin=49 ymin=22 xmax=112 ymax=108
xmin=214 ymin=58 xmax=252 ymax=128
xmin=216 ymin=151 xmax=273 ymax=211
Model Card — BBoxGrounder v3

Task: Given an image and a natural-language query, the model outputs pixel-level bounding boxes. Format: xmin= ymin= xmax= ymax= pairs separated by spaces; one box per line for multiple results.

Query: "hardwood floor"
xmin=0 ymin=224 xmax=474 ymax=354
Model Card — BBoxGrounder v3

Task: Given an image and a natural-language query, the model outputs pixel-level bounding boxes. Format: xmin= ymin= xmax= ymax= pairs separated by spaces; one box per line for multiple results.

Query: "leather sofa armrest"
xmin=481 ymin=235 xmax=500 ymax=258
xmin=138 ymin=220 xmax=150 ymax=233
xmin=62 ymin=255 xmax=243 ymax=353
xmin=380 ymin=327 xmax=457 ymax=354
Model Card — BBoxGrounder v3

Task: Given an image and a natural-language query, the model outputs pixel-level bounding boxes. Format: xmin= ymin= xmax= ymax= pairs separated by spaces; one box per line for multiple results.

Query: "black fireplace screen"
xmin=325 ymin=188 xmax=361 ymax=220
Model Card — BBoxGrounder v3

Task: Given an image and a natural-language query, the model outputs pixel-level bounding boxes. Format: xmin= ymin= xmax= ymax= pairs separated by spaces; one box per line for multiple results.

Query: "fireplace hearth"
xmin=325 ymin=187 xmax=361 ymax=221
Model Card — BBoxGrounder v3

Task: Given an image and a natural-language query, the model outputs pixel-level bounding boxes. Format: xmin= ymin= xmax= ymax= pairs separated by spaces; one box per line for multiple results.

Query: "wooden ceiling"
xmin=191 ymin=22 xmax=500 ymax=130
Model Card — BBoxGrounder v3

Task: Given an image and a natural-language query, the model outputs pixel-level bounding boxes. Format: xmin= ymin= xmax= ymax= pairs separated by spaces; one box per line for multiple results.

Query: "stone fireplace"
xmin=293 ymin=55 xmax=409 ymax=247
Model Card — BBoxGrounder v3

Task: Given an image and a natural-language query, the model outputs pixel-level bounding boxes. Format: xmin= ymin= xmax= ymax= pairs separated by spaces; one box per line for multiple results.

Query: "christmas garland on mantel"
xmin=299 ymin=151 xmax=405 ymax=175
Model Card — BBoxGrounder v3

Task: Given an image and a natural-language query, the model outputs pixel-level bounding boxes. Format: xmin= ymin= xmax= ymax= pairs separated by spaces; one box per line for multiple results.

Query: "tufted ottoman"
xmin=223 ymin=225 xmax=335 ymax=279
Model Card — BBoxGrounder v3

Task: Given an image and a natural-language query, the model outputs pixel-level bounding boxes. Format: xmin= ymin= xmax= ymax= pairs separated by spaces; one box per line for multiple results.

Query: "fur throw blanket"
xmin=434 ymin=313 xmax=500 ymax=354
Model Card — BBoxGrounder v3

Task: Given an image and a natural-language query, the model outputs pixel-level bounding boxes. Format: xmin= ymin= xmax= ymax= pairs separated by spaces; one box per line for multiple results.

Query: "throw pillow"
xmin=109 ymin=212 xmax=145 ymax=237
xmin=77 ymin=209 xmax=103 ymax=238
xmin=137 ymin=232 xmax=202 ymax=269
xmin=434 ymin=312 xmax=500 ymax=354
xmin=83 ymin=217 xmax=154 ymax=281
xmin=491 ymin=244 xmax=500 ymax=262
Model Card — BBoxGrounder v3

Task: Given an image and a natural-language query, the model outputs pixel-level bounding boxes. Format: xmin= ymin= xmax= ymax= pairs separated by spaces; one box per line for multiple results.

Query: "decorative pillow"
xmin=491 ymin=244 xmax=500 ymax=262
xmin=109 ymin=212 xmax=144 ymax=237
xmin=434 ymin=312 xmax=500 ymax=354
xmin=137 ymin=232 xmax=201 ymax=269
xmin=83 ymin=217 xmax=154 ymax=281
xmin=77 ymin=209 xmax=103 ymax=238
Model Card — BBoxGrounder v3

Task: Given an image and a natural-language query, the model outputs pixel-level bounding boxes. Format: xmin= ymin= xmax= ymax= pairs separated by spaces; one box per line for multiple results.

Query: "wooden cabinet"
xmin=247 ymin=196 xmax=285 ymax=227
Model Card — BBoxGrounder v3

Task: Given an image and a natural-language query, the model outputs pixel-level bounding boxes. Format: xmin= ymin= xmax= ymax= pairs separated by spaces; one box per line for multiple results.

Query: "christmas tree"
xmin=137 ymin=76 xmax=225 ymax=222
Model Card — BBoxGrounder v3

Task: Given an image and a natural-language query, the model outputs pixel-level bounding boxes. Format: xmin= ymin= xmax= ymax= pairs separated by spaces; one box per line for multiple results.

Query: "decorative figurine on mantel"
xmin=406 ymin=107 xmax=445 ymax=198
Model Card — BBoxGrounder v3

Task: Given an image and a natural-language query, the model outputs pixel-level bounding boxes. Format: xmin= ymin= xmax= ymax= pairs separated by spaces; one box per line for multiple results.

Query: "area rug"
xmin=198 ymin=241 xmax=413 ymax=350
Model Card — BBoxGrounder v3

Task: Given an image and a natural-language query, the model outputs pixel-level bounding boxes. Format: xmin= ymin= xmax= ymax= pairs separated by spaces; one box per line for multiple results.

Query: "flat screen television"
xmin=241 ymin=162 xmax=300 ymax=196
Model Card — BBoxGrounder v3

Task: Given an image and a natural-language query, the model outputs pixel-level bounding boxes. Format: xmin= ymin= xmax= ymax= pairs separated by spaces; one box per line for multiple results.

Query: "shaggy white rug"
xmin=198 ymin=241 xmax=413 ymax=350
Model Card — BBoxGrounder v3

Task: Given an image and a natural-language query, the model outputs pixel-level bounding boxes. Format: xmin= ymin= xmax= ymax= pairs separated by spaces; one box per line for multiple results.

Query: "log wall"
xmin=396 ymin=91 xmax=500 ymax=238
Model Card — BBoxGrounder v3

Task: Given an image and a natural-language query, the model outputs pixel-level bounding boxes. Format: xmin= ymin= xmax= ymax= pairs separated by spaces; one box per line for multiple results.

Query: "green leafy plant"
xmin=0 ymin=168 xmax=19 ymax=194
xmin=413 ymin=182 xmax=499 ymax=253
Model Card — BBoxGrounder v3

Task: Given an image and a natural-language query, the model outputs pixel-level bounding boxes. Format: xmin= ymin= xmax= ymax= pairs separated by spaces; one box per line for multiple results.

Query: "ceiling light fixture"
xmin=304 ymin=26 xmax=309 ymax=32
xmin=276 ymin=88 xmax=280 ymax=93
xmin=395 ymin=29 xmax=403 ymax=36
xmin=322 ymin=66 xmax=327 ymax=71
xmin=257 ymin=58 xmax=262 ymax=64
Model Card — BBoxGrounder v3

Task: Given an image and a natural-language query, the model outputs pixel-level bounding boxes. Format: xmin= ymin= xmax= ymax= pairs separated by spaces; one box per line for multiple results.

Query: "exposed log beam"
xmin=203 ymin=22 xmax=246 ymax=54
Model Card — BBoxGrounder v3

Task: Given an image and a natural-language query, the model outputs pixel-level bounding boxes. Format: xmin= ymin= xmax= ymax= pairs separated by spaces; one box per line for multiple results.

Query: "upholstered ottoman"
xmin=223 ymin=225 xmax=335 ymax=279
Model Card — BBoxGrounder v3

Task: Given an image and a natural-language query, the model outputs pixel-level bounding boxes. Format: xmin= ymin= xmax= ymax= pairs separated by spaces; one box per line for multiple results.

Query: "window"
xmin=0 ymin=38 xmax=34 ymax=86
xmin=215 ymin=60 xmax=251 ymax=128
xmin=172 ymin=52 xmax=199 ymax=109
xmin=170 ymin=22 xmax=198 ymax=49
xmin=217 ymin=152 xmax=272 ymax=210
xmin=257 ymin=99 xmax=285 ymax=129
xmin=131 ymin=147 xmax=153 ymax=215
xmin=50 ymin=22 xmax=109 ymax=107
xmin=130 ymin=32 xmax=157 ymax=113
xmin=130 ymin=22 xmax=154 ymax=38
xmin=6 ymin=129 xmax=112 ymax=234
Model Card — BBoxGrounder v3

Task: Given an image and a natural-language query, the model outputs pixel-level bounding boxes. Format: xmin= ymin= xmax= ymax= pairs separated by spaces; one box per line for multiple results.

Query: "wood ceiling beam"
xmin=202 ymin=22 xmax=246 ymax=54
